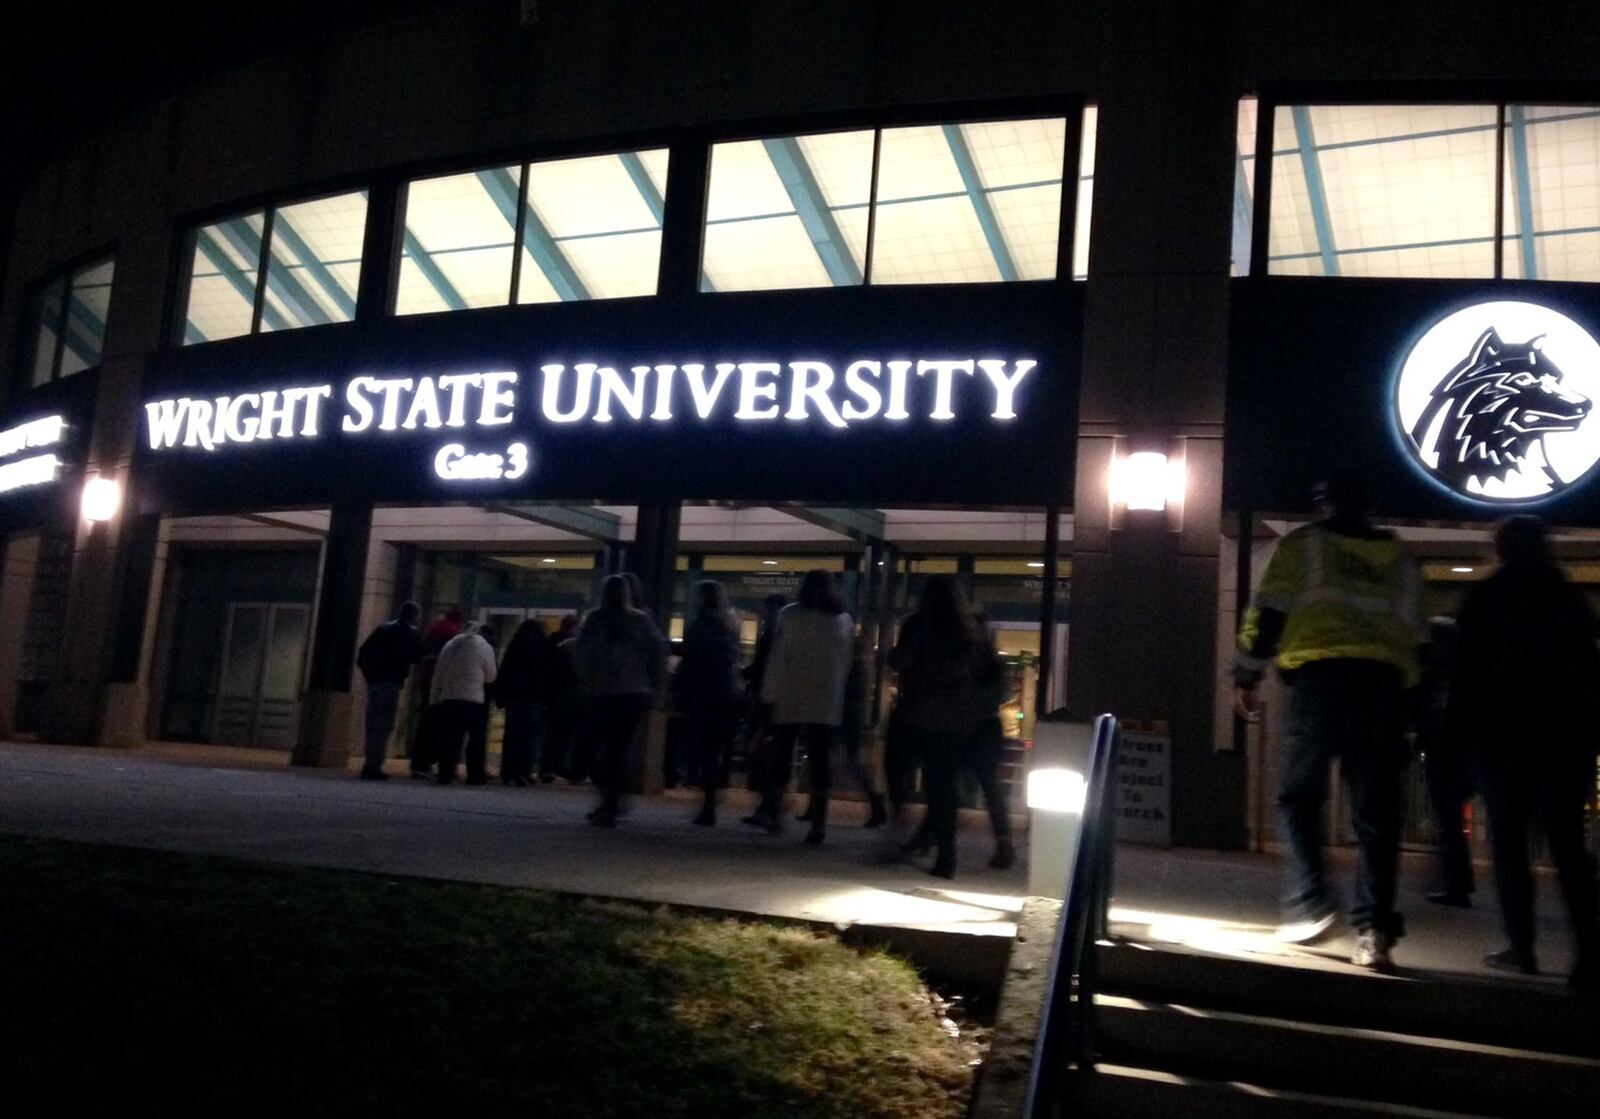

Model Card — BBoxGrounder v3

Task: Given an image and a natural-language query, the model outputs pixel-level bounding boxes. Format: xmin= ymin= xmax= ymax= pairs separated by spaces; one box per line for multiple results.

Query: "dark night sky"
xmin=0 ymin=0 xmax=430 ymax=276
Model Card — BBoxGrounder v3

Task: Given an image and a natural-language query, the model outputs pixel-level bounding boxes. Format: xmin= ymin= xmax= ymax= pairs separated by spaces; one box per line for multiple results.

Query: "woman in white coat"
xmin=429 ymin=621 xmax=499 ymax=785
xmin=746 ymin=569 xmax=855 ymax=844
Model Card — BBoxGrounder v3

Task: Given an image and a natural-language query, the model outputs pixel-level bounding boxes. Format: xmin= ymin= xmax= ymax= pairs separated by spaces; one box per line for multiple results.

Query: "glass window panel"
xmin=1072 ymin=106 xmax=1096 ymax=280
xmin=261 ymin=191 xmax=366 ymax=332
xmin=701 ymin=131 xmax=871 ymax=292
xmin=1232 ymin=97 xmax=1258 ymax=276
xmin=1503 ymin=106 xmax=1600 ymax=282
xmin=1269 ymin=104 xmax=1496 ymax=278
xmin=58 ymin=258 xmax=114 ymax=377
xmin=183 ymin=212 xmax=265 ymax=344
xmin=396 ymin=167 xmax=519 ymax=314
xmin=29 ymin=279 xmax=65 ymax=387
xmin=870 ymin=193 xmax=1000 ymax=284
xmin=517 ymin=149 xmax=668 ymax=303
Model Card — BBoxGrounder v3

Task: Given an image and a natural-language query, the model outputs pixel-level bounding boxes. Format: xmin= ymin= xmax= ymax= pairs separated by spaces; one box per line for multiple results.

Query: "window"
xmin=395 ymin=148 xmax=669 ymax=315
xmin=1247 ymin=101 xmax=1600 ymax=280
xmin=25 ymin=256 xmax=114 ymax=386
xmin=179 ymin=190 xmax=367 ymax=345
xmin=701 ymin=112 xmax=1082 ymax=291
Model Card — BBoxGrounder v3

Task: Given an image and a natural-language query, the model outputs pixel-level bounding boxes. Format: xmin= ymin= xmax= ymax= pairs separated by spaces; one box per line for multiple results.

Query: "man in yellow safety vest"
xmin=1236 ymin=470 xmax=1424 ymax=972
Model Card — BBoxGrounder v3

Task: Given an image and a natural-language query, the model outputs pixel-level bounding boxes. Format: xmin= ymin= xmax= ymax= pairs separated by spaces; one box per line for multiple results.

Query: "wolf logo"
xmin=1407 ymin=327 xmax=1593 ymax=493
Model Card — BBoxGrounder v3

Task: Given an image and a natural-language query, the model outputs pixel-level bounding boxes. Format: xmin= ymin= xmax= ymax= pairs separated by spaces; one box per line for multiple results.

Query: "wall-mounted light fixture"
xmin=1108 ymin=439 xmax=1190 ymax=530
xmin=81 ymin=476 xmax=122 ymax=523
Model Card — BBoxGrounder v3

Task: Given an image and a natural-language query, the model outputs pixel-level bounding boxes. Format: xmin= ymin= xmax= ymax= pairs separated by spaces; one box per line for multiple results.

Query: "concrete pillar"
xmin=1065 ymin=1 xmax=1244 ymax=848
xmin=0 ymin=531 xmax=41 ymax=737
xmin=627 ymin=501 xmax=681 ymax=795
xmin=293 ymin=501 xmax=373 ymax=767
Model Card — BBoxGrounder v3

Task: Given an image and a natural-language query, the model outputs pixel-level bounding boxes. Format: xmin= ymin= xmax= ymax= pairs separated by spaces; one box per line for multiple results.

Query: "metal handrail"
xmin=1022 ymin=713 xmax=1120 ymax=1119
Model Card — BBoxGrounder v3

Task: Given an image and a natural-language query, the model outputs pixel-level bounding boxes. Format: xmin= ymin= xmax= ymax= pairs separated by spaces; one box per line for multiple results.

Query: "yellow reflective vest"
xmin=1237 ymin=523 xmax=1423 ymax=687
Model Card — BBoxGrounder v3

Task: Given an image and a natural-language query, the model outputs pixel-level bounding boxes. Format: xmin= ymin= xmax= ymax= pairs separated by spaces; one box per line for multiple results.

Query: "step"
xmin=1094 ymin=993 xmax=1600 ymax=1116
xmin=1097 ymin=940 xmax=1600 ymax=1057
xmin=1069 ymin=1062 xmax=1488 ymax=1119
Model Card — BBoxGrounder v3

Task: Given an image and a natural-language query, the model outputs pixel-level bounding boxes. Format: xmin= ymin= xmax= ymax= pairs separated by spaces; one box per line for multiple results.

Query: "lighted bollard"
xmin=1026 ymin=719 xmax=1093 ymax=899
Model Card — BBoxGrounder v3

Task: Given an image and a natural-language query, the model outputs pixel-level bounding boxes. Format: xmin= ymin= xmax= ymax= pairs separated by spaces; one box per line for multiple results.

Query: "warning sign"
xmin=1116 ymin=719 xmax=1171 ymax=846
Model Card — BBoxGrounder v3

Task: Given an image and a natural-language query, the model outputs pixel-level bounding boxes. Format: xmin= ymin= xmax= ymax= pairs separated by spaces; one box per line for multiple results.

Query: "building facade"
xmin=3 ymin=0 xmax=1599 ymax=849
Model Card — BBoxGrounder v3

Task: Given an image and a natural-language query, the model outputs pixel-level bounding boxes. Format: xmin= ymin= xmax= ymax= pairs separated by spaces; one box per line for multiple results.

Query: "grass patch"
xmin=0 ymin=835 xmax=979 ymax=1117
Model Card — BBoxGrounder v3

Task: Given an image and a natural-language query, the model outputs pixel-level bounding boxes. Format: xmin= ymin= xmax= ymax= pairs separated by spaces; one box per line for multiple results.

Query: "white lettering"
xmin=541 ymin=364 xmax=592 ymax=424
xmin=735 ymin=362 xmax=781 ymax=420
xmin=917 ymin=359 xmax=974 ymax=421
xmin=374 ymin=378 xmax=414 ymax=431
xmin=183 ymin=400 xmax=216 ymax=450
xmin=884 ymin=360 xmax=912 ymax=421
xmin=0 ymin=454 xmax=62 ymax=494
xmin=223 ymin=394 xmax=261 ymax=443
xmin=650 ymin=365 xmax=676 ymax=421
xmin=438 ymin=373 xmax=483 ymax=428
xmin=259 ymin=391 xmax=296 ymax=439
xmin=785 ymin=361 xmax=847 ymax=429
xmin=298 ymin=386 xmax=333 ymax=437
xmin=684 ymin=363 xmax=735 ymax=419
xmin=146 ymin=400 xmax=187 ymax=451
xmin=0 ymin=415 xmax=66 ymax=459
xmin=976 ymin=358 xmax=1034 ymax=421
xmin=841 ymin=361 xmax=883 ymax=421
xmin=401 ymin=378 xmax=444 ymax=430
xmin=342 ymin=378 xmax=377 ymax=433
xmin=593 ymin=366 xmax=648 ymax=423
xmin=478 ymin=371 xmax=518 ymax=426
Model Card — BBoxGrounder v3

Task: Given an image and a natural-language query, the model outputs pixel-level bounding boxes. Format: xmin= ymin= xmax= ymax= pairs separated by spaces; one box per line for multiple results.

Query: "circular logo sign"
xmin=1395 ymin=300 xmax=1600 ymax=503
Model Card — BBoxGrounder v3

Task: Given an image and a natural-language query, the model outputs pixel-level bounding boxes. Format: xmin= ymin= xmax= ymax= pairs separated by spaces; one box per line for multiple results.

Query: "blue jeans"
xmin=363 ymin=680 xmax=402 ymax=773
xmin=1277 ymin=660 xmax=1407 ymax=937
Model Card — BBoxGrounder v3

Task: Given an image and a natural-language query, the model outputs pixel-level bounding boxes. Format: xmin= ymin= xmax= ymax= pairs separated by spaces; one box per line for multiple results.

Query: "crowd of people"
xmin=353 ymin=566 xmax=1017 ymax=879
xmin=1237 ymin=471 xmax=1599 ymax=992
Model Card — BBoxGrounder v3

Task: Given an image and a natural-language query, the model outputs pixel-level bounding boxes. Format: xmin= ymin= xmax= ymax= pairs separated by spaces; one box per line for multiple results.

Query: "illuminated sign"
xmin=143 ymin=357 xmax=1038 ymax=483
xmin=1395 ymin=301 xmax=1600 ymax=503
xmin=0 ymin=415 xmax=67 ymax=496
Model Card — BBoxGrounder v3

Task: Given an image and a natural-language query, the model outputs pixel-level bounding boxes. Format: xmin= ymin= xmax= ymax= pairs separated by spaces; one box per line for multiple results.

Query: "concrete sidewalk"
xmin=0 ymin=741 xmax=1028 ymax=939
xmin=0 ymin=741 xmax=1580 ymax=989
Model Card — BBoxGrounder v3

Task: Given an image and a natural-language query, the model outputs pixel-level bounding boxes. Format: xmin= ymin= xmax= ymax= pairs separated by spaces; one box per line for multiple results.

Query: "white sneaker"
xmin=1276 ymin=907 xmax=1338 ymax=945
xmin=1352 ymin=928 xmax=1395 ymax=972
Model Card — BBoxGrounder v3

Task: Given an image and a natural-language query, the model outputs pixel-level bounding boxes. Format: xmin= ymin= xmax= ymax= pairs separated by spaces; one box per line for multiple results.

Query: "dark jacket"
xmin=495 ymin=624 xmax=549 ymax=707
xmin=1449 ymin=563 xmax=1600 ymax=756
xmin=356 ymin=618 xmax=422 ymax=685
xmin=889 ymin=612 xmax=992 ymax=732
xmin=677 ymin=612 xmax=742 ymax=707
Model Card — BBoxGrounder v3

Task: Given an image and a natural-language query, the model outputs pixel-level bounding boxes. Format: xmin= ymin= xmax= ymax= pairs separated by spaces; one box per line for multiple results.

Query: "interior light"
xmin=1026 ymin=766 xmax=1086 ymax=814
xmin=762 ymin=559 xmax=778 ymax=566
xmin=81 ymin=476 xmax=121 ymax=523
xmin=1026 ymin=561 xmax=1045 ymax=568
xmin=1110 ymin=451 xmax=1184 ymax=512
xmin=1451 ymin=566 xmax=1474 ymax=573
xmin=541 ymin=557 xmax=557 ymax=564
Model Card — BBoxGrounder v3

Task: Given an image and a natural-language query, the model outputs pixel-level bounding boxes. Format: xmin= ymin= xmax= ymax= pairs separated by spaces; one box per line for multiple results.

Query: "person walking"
xmin=889 ymin=575 xmax=991 ymax=879
xmin=430 ymin=621 xmax=499 ymax=786
xmin=1448 ymin=516 xmax=1599 ymax=992
xmin=495 ymin=619 xmax=549 ymax=787
xmin=1235 ymin=470 xmax=1424 ymax=972
xmin=678 ymin=581 xmax=743 ymax=826
xmin=574 ymin=575 xmax=668 ymax=827
xmin=1419 ymin=615 xmax=1474 ymax=907
xmin=354 ymin=601 xmax=422 ymax=780
xmin=410 ymin=607 xmax=463 ymax=778
xmin=803 ymin=632 xmax=889 ymax=829
xmin=739 ymin=593 xmax=788 ymax=798
xmin=542 ymin=614 xmax=585 ymax=782
xmin=747 ymin=570 xmax=855 ymax=845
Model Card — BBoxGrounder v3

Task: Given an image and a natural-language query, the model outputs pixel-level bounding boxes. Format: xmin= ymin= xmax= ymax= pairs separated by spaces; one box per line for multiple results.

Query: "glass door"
xmin=211 ymin=601 xmax=310 ymax=748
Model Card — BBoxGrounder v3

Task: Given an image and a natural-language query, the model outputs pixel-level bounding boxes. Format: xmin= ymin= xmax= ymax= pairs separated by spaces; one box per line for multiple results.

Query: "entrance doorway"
xmin=213 ymin=601 xmax=311 ymax=748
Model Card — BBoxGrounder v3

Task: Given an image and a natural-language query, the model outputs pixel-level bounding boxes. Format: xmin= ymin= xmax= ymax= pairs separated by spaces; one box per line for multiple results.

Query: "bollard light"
xmin=1026 ymin=766 xmax=1086 ymax=814
xmin=81 ymin=476 xmax=122 ymax=523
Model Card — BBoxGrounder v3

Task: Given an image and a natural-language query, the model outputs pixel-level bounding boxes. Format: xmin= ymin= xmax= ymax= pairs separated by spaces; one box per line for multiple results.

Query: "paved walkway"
xmin=0 ymin=741 xmax=1580 ymax=988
